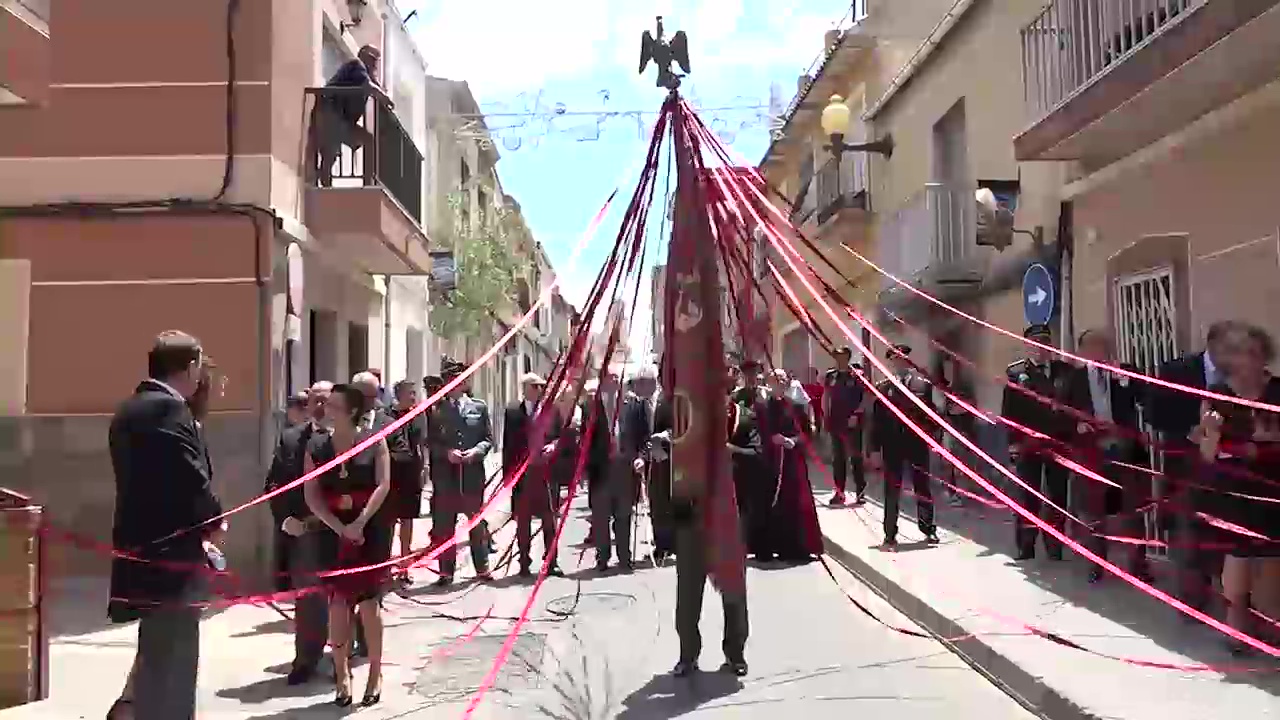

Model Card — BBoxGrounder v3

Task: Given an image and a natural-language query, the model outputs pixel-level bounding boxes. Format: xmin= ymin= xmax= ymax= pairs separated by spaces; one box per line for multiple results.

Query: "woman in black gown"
xmin=752 ymin=370 xmax=825 ymax=562
xmin=1193 ymin=324 xmax=1280 ymax=652
xmin=303 ymin=384 xmax=392 ymax=706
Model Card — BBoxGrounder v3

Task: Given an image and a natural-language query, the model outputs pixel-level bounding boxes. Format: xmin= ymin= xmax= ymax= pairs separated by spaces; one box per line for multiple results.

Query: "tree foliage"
xmin=429 ymin=190 xmax=523 ymax=339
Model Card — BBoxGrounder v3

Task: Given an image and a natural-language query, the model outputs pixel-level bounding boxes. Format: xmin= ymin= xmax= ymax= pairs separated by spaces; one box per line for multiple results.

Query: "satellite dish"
xmin=975 ymin=187 xmax=1015 ymax=251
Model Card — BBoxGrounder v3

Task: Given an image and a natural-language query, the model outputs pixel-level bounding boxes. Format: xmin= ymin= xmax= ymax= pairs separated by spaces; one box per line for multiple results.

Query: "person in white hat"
xmin=502 ymin=373 xmax=564 ymax=577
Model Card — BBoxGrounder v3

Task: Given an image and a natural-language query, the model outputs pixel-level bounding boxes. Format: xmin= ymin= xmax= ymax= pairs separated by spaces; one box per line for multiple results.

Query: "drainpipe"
xmin=383 ymin=274 xmax=392 ymax=380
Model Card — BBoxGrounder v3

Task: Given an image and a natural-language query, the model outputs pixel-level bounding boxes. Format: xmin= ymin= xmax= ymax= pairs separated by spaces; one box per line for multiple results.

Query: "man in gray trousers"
xmin=106 ymin=331 xmax=223 ymax=720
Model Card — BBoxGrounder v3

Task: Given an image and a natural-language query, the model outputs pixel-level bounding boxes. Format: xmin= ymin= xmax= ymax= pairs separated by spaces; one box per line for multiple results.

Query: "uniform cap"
xmin=1024 ymin=324 xmax=1052 ymax=339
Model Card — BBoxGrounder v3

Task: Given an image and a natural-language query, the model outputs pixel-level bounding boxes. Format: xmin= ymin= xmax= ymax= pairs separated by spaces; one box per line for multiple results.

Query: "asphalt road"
xmin=15 ymin=496 xmax=1043 ymax=720
xmin=321 ymin=501 xmax=1043 ymax=720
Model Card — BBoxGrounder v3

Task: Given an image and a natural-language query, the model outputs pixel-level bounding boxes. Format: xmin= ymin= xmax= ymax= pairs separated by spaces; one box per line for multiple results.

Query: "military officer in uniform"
xmin=870 ymin=344 xmax=940 ymax=546
xmin=1002 ymin=323 xmax=1074 ymax=561
xmin=426 ymin=360 xmax=494 ymax=586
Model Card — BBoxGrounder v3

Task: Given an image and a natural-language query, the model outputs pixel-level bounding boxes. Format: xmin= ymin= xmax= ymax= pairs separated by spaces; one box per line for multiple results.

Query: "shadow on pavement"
xmin=614 ymin=671 xmax=742 ymax=719
xmin=810 ymin=458 xmax=1280 ymax=696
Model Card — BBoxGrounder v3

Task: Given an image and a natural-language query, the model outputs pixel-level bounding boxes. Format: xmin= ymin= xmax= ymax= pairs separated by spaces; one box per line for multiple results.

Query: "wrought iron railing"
xmin=815 ymin=154 xmax=869 ymax=224
xmin=1021 ymin=0 xmax=1204 ymax=120
xmin=304 ymin=87 xmax=424 ymax=223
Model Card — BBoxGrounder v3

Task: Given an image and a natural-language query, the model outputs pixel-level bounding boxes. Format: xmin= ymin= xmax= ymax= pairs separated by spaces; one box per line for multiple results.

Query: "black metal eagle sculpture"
xmin=639 ymin=16 xmax=690 ymax=91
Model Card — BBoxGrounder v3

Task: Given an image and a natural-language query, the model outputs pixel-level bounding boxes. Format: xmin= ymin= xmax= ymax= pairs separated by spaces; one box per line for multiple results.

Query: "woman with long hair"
xmin=1193 ymin=324 xmax=1280 ymax=653
xmin=303 ymin=384 xmax=392 ymax=706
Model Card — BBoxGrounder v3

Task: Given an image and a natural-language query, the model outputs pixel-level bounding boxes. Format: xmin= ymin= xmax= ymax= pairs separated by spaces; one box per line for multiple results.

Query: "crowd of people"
xmin=801 ymin=320 xmax=1280 ymax=656
xmin=101 ymin=314 xmax=1280 ymax=718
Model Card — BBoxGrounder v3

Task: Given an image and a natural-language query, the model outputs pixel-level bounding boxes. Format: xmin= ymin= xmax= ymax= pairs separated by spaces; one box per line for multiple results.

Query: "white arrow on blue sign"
xmin=1021 ymin=262 xmax=1055 ymax=327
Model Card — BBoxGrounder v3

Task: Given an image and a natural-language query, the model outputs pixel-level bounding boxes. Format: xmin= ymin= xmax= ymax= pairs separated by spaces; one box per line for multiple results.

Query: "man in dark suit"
xmin=585 ymin=369 xmax=641 ymax=572
xmin=265 ymin=381 xmax=332 ymax=685
xmin=108 ymin=331 xmax=224 ymax=720
xmin=869 ymin=344 xmax=940 ymax=547
xmin=503 ymin=373 xmax=565 ymax=578
xmin=1150 ymin=320 xmax=1237 ymax=610
xmin=1064 ymin=329 xmax=1152 ymax=583
xmin=427 ymin=360 xmax=495 ymax=586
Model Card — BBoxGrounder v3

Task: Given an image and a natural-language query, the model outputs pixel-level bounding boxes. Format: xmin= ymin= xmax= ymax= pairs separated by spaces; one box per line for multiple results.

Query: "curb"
xmin=820 ymin=530 xmax=1098 ymax=720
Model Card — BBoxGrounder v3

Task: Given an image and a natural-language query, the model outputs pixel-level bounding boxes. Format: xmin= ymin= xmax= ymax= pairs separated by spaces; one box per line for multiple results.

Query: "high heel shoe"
xmin=360 ymin=689 xmax=381 ymax=707
xmin=334 ymin=665 xmax=354 ymax=707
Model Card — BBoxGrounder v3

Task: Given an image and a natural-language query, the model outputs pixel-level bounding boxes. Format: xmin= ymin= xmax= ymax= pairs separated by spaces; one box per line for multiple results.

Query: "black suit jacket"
xmin=583 ymin=394 xmax=649 ymax=478
xmin=1150 ymin=351 xmax=1208 ymax=443
xmin=264 ymin=421 xmax=324 ymax=526
xmin=108 ymin=381 xmax=223 ymax=620
xmin=503 ymin=401 xmax=562 ymax=493
xmin=1064 ymin=363 xmax=1145 ymax=462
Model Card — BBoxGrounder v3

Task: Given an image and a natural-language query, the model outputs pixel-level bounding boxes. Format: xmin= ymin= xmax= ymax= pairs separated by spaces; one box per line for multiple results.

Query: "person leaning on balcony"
xmin=311 ymin=45 xmax=392 ymax=187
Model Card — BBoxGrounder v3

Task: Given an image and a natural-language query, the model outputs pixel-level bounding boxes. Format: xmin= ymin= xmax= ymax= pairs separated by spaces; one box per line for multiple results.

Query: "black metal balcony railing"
xmin=304 ymin=86 xmax=424 ymax=223
xmin=815 ymin=154 xmax=869 ymax=224
xmin=1021 ymin=0 xmax=1203 ymax=120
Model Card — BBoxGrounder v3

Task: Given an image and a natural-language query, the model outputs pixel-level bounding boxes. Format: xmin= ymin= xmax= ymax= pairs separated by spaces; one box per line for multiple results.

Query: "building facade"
xmin=761 ymin=5 xmax=877 ymax=381
xmin=0 ymin=0 xmax=437 ymax=578
xmin=861 ymin=0 xmax=1073 ymax=415
xmin=1016 ymin=0 xmax=1280 ymax=367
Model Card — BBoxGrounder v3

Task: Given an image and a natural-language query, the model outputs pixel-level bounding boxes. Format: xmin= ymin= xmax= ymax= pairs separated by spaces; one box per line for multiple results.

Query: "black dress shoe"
xmin=924 ymin=532 xmax=940 ymax=545
xmin=672 ymin=661 xmax=696 ymax=677
xmin=285 ymin=665 xmax=316 ymax=685
xmin=547 ymin=565 xmax=565 ymax=577
xmin=475 ymin=570 xmax=494 ymax=583
xmin=1014 ymin=549 xmax=1035 ymax=561
xmin=433 ymin=575 xmax=454 ymax=588
xmin=517 ymin=566 xmax=533 ymax=578
xmin=720 ymin=660 xmax=748 ymax=676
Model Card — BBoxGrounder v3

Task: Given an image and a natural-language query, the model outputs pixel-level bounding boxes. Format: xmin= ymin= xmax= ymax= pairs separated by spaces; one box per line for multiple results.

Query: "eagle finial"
xmin=638 ymin=15 xmax=690 ymax=92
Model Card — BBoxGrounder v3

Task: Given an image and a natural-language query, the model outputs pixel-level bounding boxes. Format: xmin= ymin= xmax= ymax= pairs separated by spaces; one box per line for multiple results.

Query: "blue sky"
xmin=408 ymin=0 xmax=854 ymax=349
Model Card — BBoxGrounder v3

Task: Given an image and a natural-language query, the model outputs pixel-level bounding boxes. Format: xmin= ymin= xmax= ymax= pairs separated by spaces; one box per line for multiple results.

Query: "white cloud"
xmin=408 ymin=0 xmax=844 ymax=99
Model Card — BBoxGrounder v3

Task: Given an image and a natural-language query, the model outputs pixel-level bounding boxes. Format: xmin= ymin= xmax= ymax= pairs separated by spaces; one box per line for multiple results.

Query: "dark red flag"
xmin=663 ymin=103 xmax=746 ymax=598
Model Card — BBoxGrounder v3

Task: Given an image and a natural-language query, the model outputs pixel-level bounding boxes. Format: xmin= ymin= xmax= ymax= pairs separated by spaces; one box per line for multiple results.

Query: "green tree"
xmin=429 ymin=190 xmax=523 ymax=339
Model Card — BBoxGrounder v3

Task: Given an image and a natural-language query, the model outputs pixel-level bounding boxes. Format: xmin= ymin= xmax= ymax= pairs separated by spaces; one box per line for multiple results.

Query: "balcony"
xmin=1015 ymin=0 xmax=1280 ymax=164
xmin=303 ymin=87 xmax=430 ymax=275
xmin=0 ymin=0 xmax=50 ymax=106
xmin=876 ymin=183 xmax=988 ymax=309
xmin=814 ymin=154 xmax=869 ymax=225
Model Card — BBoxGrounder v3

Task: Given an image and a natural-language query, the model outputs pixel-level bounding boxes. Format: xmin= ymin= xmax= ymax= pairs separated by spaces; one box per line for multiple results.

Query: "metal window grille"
xmin=1112 ymin=267 xmax=1179 ymax=557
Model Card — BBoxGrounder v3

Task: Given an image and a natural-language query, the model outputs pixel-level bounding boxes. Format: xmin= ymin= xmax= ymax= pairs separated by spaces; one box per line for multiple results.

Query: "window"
xmin=348 ymin=322 xmax=369 ymax=379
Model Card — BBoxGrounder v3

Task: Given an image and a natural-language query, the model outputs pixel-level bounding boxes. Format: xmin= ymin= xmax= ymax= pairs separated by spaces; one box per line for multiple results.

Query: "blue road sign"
xmin=1022 ymin=262 xmax=1055 ymax=327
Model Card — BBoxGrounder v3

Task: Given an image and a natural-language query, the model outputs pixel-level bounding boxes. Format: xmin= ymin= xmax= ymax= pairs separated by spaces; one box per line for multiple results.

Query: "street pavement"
xmin=2 ymin=491 xmax=1040 ymax=720
xmin=813 ymin=465 xmax=1280 ymax=720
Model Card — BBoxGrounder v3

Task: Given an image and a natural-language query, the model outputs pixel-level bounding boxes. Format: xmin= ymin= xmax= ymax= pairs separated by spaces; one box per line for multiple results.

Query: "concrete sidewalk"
xmin=815 ymin=479 xmax=1280 ymax=720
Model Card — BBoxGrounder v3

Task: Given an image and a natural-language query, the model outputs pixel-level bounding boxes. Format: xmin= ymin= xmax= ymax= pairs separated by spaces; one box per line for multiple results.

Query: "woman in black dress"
xmin=1193 ymin=324 xmax=1280 ymax=652
xmin=303 ymin=384 xmax=392 ymax=706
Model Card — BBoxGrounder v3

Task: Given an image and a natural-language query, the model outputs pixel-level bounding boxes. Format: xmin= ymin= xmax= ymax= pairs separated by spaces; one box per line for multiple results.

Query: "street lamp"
xmin=820 ymin=95 xmax=894 ymax=158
